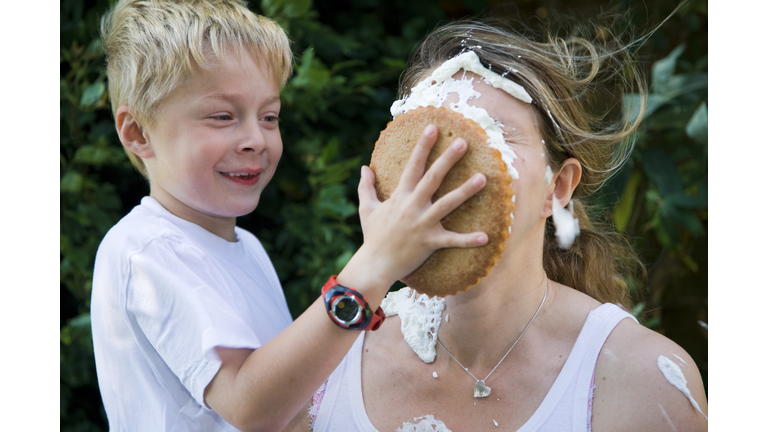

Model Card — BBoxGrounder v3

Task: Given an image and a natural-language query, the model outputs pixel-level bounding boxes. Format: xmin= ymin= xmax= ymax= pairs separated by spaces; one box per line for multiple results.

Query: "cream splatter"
xmin=396 ymin=415 xmax=452 ymax=432
xmin=381 ymin=288 xmax=445 ymax=363
xmin=551 ymin=195 xmax=580 ymax=248
xmin=673 ymin=354 xmax=688 ymax=365
xmin=493 ymin=419 xmax=499 ymax=427
xmin=657 ymin=355 xmax=707 ymax=420
xmin=602 ymin=348 xmax=619 ymax=363
xmin=433 ymin=371 xmax=438 ymax=378
xmin=658 ymin=404 xmax=678 ymax=431
xmin=544 ymin=166 xmax=553 ymax=184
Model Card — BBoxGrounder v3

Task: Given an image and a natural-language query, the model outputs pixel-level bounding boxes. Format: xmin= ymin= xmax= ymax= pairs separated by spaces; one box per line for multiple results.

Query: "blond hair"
xmin=101 ymin=0 xmax=292 ymax=177
xmin=401 ymin=20 xmax=647 ymax=308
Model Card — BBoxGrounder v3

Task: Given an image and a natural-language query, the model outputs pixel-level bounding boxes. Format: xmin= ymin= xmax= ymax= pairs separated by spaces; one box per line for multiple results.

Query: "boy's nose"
xmin=237 ymin=118 xmax=267 ymax=153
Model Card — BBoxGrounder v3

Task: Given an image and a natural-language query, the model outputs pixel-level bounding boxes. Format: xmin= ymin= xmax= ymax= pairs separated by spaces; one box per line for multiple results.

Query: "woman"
xmin=298 ymin=20 xmax=708 ymax=432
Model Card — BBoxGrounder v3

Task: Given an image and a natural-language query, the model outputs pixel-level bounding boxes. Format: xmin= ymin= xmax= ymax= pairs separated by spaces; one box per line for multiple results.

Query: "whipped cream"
xmin=551 ymin=194 xmax=580 ymax=248
xmin=397 ymin=415 xmax=452 ymax=432
xmin=381 ymin=287 xmax=445 ymax=363
xmin=544 ymin=165 xmax=553 ymax=184
xmin=390 ymin=51 xmax=532 ymax=183
xmin=657 ymin=355 xmax=707 ymax=420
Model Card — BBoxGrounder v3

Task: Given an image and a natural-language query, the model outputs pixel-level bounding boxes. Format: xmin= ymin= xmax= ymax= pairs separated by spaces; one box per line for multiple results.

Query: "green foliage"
xmin=61 ymin=0 xmax=143 ymax=428
xmin=600 ymin=7 xmax=708 ymax=389
xmin=612 ymin=42 xmax=708 ymax=259
xmin=60 ymin=0 xmax=708 ymax=428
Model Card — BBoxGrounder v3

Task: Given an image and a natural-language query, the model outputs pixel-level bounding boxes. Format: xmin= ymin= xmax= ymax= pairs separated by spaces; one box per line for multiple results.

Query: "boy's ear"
xmin=543 ymin=157 xmax=582 ymax=217
xmin=116 ymin=106 xmax=154 ymax=159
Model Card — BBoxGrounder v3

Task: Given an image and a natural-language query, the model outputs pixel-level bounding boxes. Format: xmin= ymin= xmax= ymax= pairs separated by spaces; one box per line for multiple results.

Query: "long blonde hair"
xmin=401 ymin=20 xmax=647 ymax=308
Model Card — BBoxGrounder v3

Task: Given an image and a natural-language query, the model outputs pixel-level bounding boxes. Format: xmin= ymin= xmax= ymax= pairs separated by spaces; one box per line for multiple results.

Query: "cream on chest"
xmin=362 ymin=296 xmax=571 ymax=431
xmin=362 ymin=347 xmax=564 ymax=431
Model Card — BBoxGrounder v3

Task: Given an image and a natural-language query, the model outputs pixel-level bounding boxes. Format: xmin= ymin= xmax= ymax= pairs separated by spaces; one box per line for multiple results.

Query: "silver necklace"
xmin=436 ymin=284 xmax=547 ymax=398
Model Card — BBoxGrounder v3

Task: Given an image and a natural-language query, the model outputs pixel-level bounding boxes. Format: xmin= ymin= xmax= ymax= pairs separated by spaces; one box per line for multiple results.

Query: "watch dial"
xmin=334 ymin=295 xmax=360 ymax=323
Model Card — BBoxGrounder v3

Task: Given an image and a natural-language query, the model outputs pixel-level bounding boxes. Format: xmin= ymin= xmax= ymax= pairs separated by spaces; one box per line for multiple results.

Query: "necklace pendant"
xmin=474 ymin=380 xmax=491 ymax=398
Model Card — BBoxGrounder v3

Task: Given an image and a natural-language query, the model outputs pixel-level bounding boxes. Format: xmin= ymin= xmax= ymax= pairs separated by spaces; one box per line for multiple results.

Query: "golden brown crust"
xmin=371 ymin=106 xmax=514 ymax=297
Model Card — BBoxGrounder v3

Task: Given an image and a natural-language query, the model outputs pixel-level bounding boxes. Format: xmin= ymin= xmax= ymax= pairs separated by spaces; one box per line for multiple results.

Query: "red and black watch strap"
xmin=322 ymin=276 xmax=386 ymax=331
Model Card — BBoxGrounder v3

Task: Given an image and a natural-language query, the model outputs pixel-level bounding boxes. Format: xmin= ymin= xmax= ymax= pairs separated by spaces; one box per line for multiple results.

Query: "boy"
xmin=91 ymin=0 xmax=488 ymax=430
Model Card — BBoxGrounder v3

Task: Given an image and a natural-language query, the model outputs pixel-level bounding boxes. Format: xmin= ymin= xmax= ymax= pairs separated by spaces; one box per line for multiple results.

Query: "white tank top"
xmin=313 ymin=303 xmax=635 ymax=432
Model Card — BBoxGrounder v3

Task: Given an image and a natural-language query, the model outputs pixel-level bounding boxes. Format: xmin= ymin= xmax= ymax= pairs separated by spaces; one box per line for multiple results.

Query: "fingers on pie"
xmin=371 ymin=106 xmax=514 ymax=297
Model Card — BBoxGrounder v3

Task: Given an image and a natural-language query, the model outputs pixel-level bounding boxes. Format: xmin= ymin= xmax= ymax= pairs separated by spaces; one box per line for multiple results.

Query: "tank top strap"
xmin=520 ymin=303 xmax=636 ymax=432
xmin=569 ymin=303 xmax=637 ymax=430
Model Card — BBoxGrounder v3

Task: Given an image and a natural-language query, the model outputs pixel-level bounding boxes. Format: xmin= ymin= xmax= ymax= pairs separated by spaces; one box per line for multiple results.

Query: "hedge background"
xmin=60 ymin=0 xmax=707 ymax=428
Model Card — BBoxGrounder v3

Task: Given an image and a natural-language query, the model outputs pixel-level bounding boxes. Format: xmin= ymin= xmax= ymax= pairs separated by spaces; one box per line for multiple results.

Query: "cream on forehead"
xmin=393 ymin=51 xmax=532 ymax=115
xmin=389 ymin=51 xmax=525 ymax=228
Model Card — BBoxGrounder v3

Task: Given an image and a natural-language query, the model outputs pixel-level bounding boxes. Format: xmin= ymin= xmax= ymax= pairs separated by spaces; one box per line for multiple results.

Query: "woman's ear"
xmin=543 ymin=158 xmax=582 ymax=217
xmin=116 ymin=106 xmax=154 ymax=159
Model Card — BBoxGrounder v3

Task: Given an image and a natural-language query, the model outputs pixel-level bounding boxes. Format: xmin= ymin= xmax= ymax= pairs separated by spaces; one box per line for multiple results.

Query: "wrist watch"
xmin=322 ymin=276 xmax=386 ymax=331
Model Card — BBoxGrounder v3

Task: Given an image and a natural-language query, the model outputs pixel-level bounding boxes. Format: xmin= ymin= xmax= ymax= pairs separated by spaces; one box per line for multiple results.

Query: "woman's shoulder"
xmin=591 ymin=316 xmax=708 ymax=431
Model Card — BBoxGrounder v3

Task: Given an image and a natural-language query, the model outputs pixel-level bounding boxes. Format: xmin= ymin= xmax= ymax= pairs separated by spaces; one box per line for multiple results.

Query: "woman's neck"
xmin=438 ymin=233 xmax=551 ymax=369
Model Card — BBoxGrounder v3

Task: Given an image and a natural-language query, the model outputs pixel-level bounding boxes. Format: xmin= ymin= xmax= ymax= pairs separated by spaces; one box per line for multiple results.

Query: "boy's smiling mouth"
xmin=220 ymin=169 xmax=262 ymax=186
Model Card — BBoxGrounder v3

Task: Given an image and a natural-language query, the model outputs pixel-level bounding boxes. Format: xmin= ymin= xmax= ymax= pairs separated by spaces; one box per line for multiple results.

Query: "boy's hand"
xmin=340 ymin=125 xmax=487 ymax=295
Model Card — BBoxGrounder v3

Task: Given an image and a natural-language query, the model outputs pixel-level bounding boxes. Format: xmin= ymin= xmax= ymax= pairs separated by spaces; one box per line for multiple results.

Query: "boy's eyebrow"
xmin=201 ymin=93 xmax=281 ymax=105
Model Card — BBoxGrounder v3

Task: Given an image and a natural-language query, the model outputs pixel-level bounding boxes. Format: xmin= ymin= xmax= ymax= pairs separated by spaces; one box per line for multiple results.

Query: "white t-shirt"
xmin=91 ymin=197 xmax=293 ymax=431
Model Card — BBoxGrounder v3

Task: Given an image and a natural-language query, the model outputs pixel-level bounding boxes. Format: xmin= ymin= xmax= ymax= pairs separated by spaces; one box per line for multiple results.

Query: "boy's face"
xmin=142 ymin=49 xmax=282 ymax=235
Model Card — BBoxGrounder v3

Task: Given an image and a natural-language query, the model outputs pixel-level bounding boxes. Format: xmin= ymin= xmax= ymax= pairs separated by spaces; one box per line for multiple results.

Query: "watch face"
xmin=331 ymin=294 xmax=362 ymax=325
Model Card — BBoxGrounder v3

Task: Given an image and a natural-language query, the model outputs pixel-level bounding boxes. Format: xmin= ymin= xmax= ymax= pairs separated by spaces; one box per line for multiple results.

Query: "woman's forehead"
xmin=456 ymin=72 xmax=537 ymax=131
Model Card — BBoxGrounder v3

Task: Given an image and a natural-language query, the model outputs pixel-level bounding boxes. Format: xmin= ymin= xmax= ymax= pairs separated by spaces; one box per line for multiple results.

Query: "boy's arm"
xmin=204 ymin=126 xmax=488 ymax=431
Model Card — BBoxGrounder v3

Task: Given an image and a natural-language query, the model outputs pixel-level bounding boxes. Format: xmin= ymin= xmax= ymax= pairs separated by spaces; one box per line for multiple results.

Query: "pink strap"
xmin=586 ymin=365 xmax=597 ymax=432
xmin=308 ymin=381 xmax=327 ymax=428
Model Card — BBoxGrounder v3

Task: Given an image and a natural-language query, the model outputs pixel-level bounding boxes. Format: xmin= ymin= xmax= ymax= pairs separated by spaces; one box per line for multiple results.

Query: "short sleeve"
xmin=125 ymin=237 xmax=262 ymax=408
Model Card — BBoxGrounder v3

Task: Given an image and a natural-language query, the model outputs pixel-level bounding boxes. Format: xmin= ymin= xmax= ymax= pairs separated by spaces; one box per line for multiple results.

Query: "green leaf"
xmin=661 ymin=73 xmax=708 ymax=99
xmin=60 ymin=171 xmax=84 ymax=193
xmin=79 ymin=80 xmax=105 ymax=107
xmin=74 ymin=144 xmax=111 ymax=165
xmin=317 ymin=184 xmax=356 ymax=219
xmin=290 ymin=48 xmax=330 ymax=91
xmin=660 ymin=202 xmax=704 ymax=236
xmin=652 ymin=44 xmax=686 ymax=93
xmin=382 ymin=57 xmax=407 ymax=70
xmin=334 ymin=249 xmax=353 ymax=272
xmin=685 ymin=101 xmax=708 ymax=144
xmin=68 ymin=313 xmax=92 ymax=330
xmin=644 ymin=316 xmax=661 ymax=328
xmin=667 ymin=183 xmax=707 ymax=209
xmin=613 ymin=170 xmax=642 ymax=233
xmin=624 ymin=93 xmax=670 ymax=124
xmin=330 ymin=59 xmax=365 ymax=74
xmin=261 ymin=0 xmax=312 ymax=20
xmin=641 ymin=148 xmax=682 ymax=195
xmin=320 ymin=138 xmax=340 ymax=165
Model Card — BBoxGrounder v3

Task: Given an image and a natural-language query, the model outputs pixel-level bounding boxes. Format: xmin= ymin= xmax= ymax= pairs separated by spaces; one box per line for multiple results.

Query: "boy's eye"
xmin=262 ymin=115 xmax=280 ymax=123
xmin=211 ymin=114 xmax=233 ymax=121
